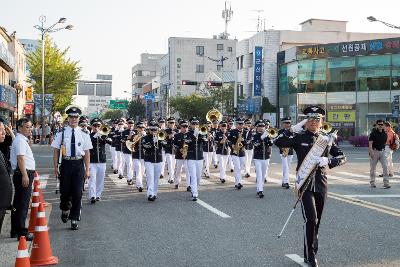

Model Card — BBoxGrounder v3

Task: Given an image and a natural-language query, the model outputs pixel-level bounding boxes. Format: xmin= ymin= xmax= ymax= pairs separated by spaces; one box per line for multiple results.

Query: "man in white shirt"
xmin=10 ymin=118 xmax=35 ymax=241
xmin=52 ymin=106 xmax=92 ymax=230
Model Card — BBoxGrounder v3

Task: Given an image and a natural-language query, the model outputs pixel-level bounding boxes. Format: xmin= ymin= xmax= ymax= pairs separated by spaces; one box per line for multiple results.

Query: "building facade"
xmin=278 ymin=37 xmax=400 ymax=138
xmin=73 ymin=75 xmax=112 ymax=116
xmin=236 ymin=19 xmax=400 ymax=118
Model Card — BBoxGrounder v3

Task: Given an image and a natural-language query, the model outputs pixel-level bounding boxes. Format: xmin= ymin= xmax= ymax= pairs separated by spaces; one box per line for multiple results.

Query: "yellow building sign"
xmin=26 ymin=87 xmax=33 ymax=102
xmin=327 ymin=111 xmax=356 ymax=122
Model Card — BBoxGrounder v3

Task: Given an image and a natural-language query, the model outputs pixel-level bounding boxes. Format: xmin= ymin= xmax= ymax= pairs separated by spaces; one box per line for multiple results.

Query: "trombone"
xmin=199 ymin=125 xmax=209 ymax=135
xmin=157 ymin=130 xmax=167 ymax=141
xmin=99 ymin=125 xmax=111 ymax=136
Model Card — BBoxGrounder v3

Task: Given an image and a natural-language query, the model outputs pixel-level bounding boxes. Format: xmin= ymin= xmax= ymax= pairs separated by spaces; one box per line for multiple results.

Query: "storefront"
xmin=0 ymin=84 xmax=16 ymax=122
xmin=278 ymin=37 xmax=400 ymax=138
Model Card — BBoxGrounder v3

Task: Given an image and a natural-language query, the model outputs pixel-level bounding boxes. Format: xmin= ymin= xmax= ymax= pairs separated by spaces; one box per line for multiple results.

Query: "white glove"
xmin=291 ymin=119 xmax=308 ymax=133
xmin=194 ymin=129 xmax=199 ymax=137
xmin=93 ymin=132 xmax=100 ymax=138
xmin=261 ymin=132 xmax=268 ymax=140
xmin=318 ymin=157 xmax=329 ymax=167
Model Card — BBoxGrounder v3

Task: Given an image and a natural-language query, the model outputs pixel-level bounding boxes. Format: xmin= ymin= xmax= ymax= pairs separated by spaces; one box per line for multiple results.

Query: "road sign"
xmin=109 ymin=100 xmax=128 ymax=110
xmin=144 ymin=94 xmax=155 ymax=101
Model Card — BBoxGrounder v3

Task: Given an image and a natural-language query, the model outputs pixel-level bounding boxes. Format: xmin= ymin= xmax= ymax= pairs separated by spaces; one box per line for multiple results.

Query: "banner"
xmin=253 ymin=46 xmax=263 ymax=96
xmin=26 ymin=87 xmax=33 ymax=102
xmin=24 ymin=103 xmax=34 ymax=115
xmin=33 ymin=94 xmax=53 ymax=117
xmin=327 ymin=110 xmax=356 ymax=122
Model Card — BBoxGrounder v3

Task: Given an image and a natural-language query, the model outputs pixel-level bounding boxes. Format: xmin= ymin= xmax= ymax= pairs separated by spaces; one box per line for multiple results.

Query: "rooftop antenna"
xmin=250 ymin=9 xmax=264 ymax=32
xmin=221 ymin=1 xmax=233 ymax=39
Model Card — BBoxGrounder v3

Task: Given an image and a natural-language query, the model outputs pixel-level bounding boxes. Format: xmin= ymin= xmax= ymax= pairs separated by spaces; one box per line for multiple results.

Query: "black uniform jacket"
xmin=252 ymin=132 xmax=273 ymax=160
xmin=164 ymin=128 xmax=178 ymax=154
xmin=131 ymin=132 xmax=145 ymax=160
xmin=215 ymin=131 xmax=230 ymax=155
xmin=114 ymin=129 xmax=124 ymax=151
xmin=141 ymin=134 xmax=164 ymax=163
xmin=89 ymin=132 xmax=111 ymax=163
xmin=244 ymin=129 xmax=254 ymax=150
xmin=277 ymin=128 xmax=294 ymax=156
xmin=121 ymin=129 xmax=135 ymax=154
xmin=110 ymin=127 xmax=118 ymax=148
xmin=202 ymin=131 xmax=215 ymax=152
xmin=186 ymin=130 xmax=207 ymax=160
xmin=228 ymin=128 xmax=248 ymax=157
xmin=173 ymin=132 xmax=190 ymax=160
xmin=274 ymin=130 xmax=346 ymax=193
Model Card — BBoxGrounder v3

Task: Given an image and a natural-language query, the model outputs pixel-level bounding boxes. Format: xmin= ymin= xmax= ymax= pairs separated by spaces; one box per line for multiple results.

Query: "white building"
xmin=236 ymin=18 xmax=400 ymax=116
xmin=73 ymin=74 xmax=112 ymax=116
xmin=19 ymin=39 xmax=39 ymax=54
xmin=159 ymin=36 xmax=237 ymax=116
xmin=131 ymin=53 xmax=164 ymax=97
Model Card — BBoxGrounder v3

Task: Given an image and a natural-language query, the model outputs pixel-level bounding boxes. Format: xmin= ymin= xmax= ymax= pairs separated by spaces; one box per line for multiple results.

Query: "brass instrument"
xmin=99 ymin=125 xmax=111 ymax=136
xmin=321 ymin=122 xmax=332 ymax=133
xmin=125 ymin=133 xmax=143 ymax=152
xmin=282 ymin=148 xmax=290 ymax=157
xmin=206 ymin=108 xmax=223 ymax=122
xmin=199 ymin=125 xmax=208 ymax=135
xmin=267 ymin=127 xmax=279 ymax=139
xmin=157 ymin=130 xmax=166 ymax=141
xmin=180 ymin=143 xmax=189 ymax=159
xmin=233 ymin=132 xmax=244 ymax=155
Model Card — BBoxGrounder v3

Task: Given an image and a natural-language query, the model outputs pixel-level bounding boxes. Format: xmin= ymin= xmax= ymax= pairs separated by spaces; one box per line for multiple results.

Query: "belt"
xmin=373 ymin=148 xmax=384 ymax=151
xmin=63 ymin=156 xmax=83 ymax=160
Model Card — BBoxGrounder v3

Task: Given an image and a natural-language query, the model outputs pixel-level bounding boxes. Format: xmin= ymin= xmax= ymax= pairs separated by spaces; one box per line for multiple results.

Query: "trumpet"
xmin=199 ymin=125 xmax=208 ymax=135
xmin=99 ymin=125 xmax=111 ymax=136
xmin=157 ymin=130 xmax=166 ymax=141
xmin=206 ymin=108 xmax=223 ymax=122
xmin=267 ymin=127 xmax=279 ymax=139
xmin=321 ymin=122 xmax=332 ymax=133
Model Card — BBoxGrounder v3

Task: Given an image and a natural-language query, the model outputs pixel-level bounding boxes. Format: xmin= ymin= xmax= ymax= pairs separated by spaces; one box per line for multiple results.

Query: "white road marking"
xmin=285 ymin=254 xmax=308 ymax=267
xmin=343 ymin=195 xmax=400 ymax=198
xmin=38 ymin=175 xmax=49 ymax=189
xmin=196 ymin=199 xmax=231 ymax=218
xmin=354 ymin=158 xmax=369 ymax=160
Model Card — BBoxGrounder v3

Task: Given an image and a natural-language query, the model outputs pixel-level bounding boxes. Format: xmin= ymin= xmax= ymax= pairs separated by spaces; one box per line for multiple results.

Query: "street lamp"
xmin=34 ymin=15 xmax=73 ymax=144
xmin=367 ymin=16 xmax=400 ymax=30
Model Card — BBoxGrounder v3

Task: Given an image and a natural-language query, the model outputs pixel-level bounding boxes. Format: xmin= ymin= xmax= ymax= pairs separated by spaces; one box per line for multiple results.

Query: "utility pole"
xmin=250 ymin=9 xmax=264 ymax=32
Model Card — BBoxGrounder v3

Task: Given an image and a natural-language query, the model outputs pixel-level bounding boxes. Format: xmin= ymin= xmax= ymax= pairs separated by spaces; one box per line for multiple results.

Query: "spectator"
xmin=0 ymin=119 xmax=12 ymax=233
xmin=0 ymin=118 xmax=15 ymax=173
xmin=381 ymin=122 xmax=399 ymax=178
xmin=369 ymin=119 xmax=390 ymax=189
xmin=10 ymin=118 xmax=36 ymax=241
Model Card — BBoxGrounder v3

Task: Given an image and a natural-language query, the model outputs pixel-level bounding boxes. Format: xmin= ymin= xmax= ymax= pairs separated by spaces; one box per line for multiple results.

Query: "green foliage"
xmin=169 ymin=94 xmax=214 ymax=121
xmin=101 ymin=109 xmax=123 ymax=120
xmin=208 ymin=84 xmax=234 ymax=116
xmin=26 ymin=36 xmax=80 ymax=113
xmin=127 ymin=99 xmax=146 ymax=118
xmin=261 ymin=97 xmax=276 ymax=113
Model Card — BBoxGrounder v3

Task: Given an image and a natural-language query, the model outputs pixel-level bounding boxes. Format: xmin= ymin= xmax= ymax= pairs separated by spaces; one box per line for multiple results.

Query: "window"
xmin=240 ymin=55 xmax=244 ymax=69
xmin=279 ymin=65 xmax=288 ymax=96
xmin=196 ymin=64 xmax=204 ymax=73
xmin=236 ymin=57 xmax=240 ymax=70
xmin=217 ymin=44 xmax=224 ymax=51
xmin=137 ymin=70 xmax=143 ymax=77
xmin=287 ymin=62 xmax=298 ymax=94
xmin=196 ymin=46 xmax=204 ymax=56
xmin=228 ymin=46 xmax=233 ymax=52
xmin=249 ymin=53 xmax=253 ymax=68
xmin=326 ymin=57 xmax=356 ymax=92
xmin=357 ymin=55 xmax=390 ymax=91
xmin=217 ymin=65 xmax=222 ymax=72
xmin=298 ymin=59 xmax=326 ymax=93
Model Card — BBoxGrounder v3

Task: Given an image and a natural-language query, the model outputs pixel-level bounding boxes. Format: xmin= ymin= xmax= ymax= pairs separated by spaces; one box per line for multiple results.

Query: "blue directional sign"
xmin=253 ymin=46 xmax=263 ymax=96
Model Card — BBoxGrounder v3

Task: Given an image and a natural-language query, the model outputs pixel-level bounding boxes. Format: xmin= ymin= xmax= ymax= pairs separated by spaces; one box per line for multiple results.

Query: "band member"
xmin=186 ymin=117 xmax=207 ymax=201
xmin=227 ymin=119 xmax=235 ymax=172
xmin=158 ymin=118 xmax=166 ymax=179
xmin=173 ymin=120 xmax=191 ymax=190
xmin=251 ymin=120 xmax=273 ymax=198
xmin=79 ymin=116 xmax=90 ymax=134
xmin=52 ymin=106 xmax=92 ymax=230
xmin=202 ymin=121 xmax=214 ymax=178
xmin=109 ymin=119 xmax=118 ymax=171
xmin=274 ymin=106 xmax=346 ymax=267
xmin=215 ymin=120 xmax=230 ymax=183
xmin=165 ymin=117 xmax=177 ymax=184
xmin=131 ymin=121 xmax=146 ymax=192
xmin=243 ymin=118 xmax=254 ymax=178
xmin=210 ymin=119 xmax=219 ymax=168
xmin=121 ymin=118 xmax=135 ymax=185
xmin=279 ymin=117 xmax=294 ymax=189
xmin=228 ymin=118 xmax=248 ymax=189
xmin=115 ymin=119 xmax=125 ymax=179
xmin=88 ymin=118 xmax=111 ymax=203
xmin=142 ymin=121 xmax=165 ymax=201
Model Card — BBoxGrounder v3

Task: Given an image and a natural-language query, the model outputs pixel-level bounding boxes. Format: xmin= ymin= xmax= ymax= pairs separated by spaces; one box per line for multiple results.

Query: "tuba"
xmin=206 ymin=108 xmax=223 ymax=122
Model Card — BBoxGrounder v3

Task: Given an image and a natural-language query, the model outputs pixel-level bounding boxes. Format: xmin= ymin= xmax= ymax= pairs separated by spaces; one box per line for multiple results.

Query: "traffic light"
xmin=207 ymin=81 xmax=223 ymax=88
xmin=181 ymin=80 xmax=197 ymax=85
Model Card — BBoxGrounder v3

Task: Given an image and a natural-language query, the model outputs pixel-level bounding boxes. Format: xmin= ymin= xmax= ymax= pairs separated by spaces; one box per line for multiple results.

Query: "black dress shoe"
xmin=71 ymin=220 xmax=79 ymax=230
xmin=138 ymin=187 xmax=143 ymax=192
xmin=168 ymin=180 xmax=174 ymax=184
xmin=175 ymin=184 xmax=179 ymax=189
xmin=221 ymin=179 xmax=226 ymax=183
xmin=264 ymin=179 xmax=267 ymax=183
xmin=96 ymin=197 xmax=101 ymax=201
xmin=186 ymin=186 xmax=191 ymax=192
xmin=118 ymin=174 xmax=123 ymax=179
xmin=308 ymin=258 xmax=318 ymax=267
xmin=237 ymin=183 xmax=243 ymax=190
xmin=192 ymin=197 xmax=198 ymax=201
xmin=230 ymin=169 xmax=234 ymax=172
xmin=245 ymin=173 xmax=250 ymax=178
xmin=152 ymin=195 xmax=158 ymax=201
xmin=113 ymin=170 xmax=118 ymax=174
xmin=160 ymin=174 xmax=164 ymax=179
xmin=90 ymin=197 xmax=96 ymax=204
xmin=148 ymin=196 xmax=155 ymax=201
xmin=127 ymin=180 xmax=133 ymax=185
xmin=214 ymin=164 xmax=218 ymax=168
xmin=61 ymin=211 xmax=69 ymax=223
xmin=258 ymin=191 xmax=264 ymax=198
xmin=282 ymin=183 xmax=290 ymax=189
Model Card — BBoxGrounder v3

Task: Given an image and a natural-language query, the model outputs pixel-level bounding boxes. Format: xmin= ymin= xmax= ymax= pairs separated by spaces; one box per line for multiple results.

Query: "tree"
xmin=26 ymin=36 xmax=81 ymax=113
xmin=127 ymin=99 xmax=146 ymax=119
xmin=208 ymin=84 xmax=234 ymax=116
xmin=101 ymin=110 xmax=123 ymax=120
xmin=261 ymin=97 xmax=277 ymax=113
xmin=169 ymin=94 xmax=214 ymax=121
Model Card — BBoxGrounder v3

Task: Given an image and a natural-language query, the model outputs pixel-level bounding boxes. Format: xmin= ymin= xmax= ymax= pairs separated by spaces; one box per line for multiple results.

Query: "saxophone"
xmin=233 ymin=131 xmax=244 ymax=155
xmin=282 ymin=148 xmax=290 ymax=157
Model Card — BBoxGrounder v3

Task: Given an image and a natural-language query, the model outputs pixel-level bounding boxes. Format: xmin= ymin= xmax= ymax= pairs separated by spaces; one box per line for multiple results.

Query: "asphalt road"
xmin=2 ymin=143 xmax=400 ymax=267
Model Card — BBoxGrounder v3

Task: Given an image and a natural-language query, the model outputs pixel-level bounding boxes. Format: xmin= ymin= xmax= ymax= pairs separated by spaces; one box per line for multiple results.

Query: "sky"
xmin=2 ymin=0 xmax=400 ymax=98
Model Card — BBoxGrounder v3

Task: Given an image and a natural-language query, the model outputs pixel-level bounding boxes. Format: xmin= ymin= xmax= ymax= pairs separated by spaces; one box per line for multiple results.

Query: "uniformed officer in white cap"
xmin=52 ymin=105 xmax=92 ymax=230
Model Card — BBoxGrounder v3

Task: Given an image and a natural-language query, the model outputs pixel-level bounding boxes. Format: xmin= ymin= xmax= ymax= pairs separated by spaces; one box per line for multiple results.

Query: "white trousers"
xmin=110 ymin=146 xmax=116 ymax=169
xmin=231 ymin=155 xmax=245 ymax=185
xmin=123 ymin=153 xmax=133 ymax=180
xmin=281 ymin=155 xmax=294 ymax=184
xmin=175 ymin=159 xmax=190 ymax=187
xmin=254 ymin=159 xmax=269 ymax=192
xmin=165 ymin=153 xmax=175 ymax=180
xmin=116 ymin=151 xmax=125 ymax=175
xmin=187 ymin=160 xmax=203 ymax=198
xmin=89 ymin=163 xmax=106 ymax=199
xmin=245 ymin=149 xmax=254 ymax=174
xmin=385 ymin=146 xmax=394 ymax=175
xmin=203 ymin=152 xmax=213 ymax=176
xmin=228 ymin=154 xmax=234 ymax=170
xmin=145 ymin=162 xmax=162 ymax=197
xmin=133 ymin=159 xmax=145 ymax=188
xmin=212 ymin=150 xmax=218 ymax=165
xmin=161 ymin=150 xmax=166 ymax=176
xmin=217 ymin=154 xmax=229 ymax=180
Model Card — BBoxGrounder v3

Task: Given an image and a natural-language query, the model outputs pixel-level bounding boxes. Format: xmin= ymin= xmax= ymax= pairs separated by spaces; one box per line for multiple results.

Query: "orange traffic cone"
xmin=28 ymin=187 xmax=40 ymax=233
xmin=15 ymin=236 xmax=31 ymax=267
xmin=30 ymin=203 xmax=58 ymax=266
xmin=34 ymin=172 xmax=49 ymax=208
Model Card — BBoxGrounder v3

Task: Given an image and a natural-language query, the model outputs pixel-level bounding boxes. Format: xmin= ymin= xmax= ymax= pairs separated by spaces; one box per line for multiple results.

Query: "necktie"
xmin=71 ymin=128 xmax=76 ymax=157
